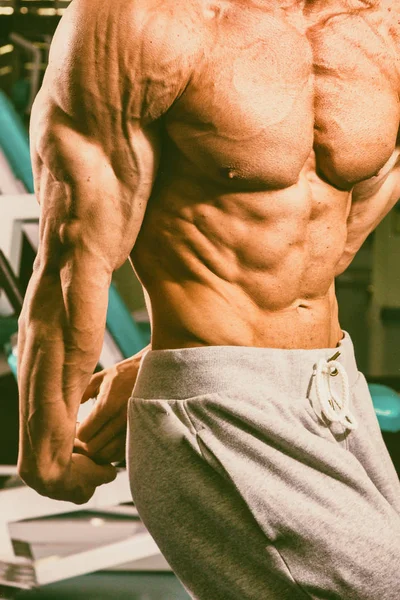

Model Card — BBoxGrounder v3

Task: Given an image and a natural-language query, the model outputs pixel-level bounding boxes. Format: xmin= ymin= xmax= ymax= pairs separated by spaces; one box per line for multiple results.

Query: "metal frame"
xmin=0 ymin=195 xmax=39 ymax=276
xmin=0 ymin=471 xmax=162 ymax=589
xmin=9 ymin=33 xmax=41 ymax=114
xmin=0 ymin=194 xmax=39 ymax=316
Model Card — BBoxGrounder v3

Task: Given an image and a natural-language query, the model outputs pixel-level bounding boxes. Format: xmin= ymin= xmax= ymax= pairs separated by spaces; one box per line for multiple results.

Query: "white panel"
xmin=0 ymin=195 xmax=39 ymax=271
xmin=0 ymin=195 xmax=40 ymax=315
xmin=0 ymin=149 xmax=26 ymax=195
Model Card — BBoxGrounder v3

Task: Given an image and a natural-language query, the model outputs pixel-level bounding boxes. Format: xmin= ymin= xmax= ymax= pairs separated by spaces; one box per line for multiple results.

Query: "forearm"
xmin=18 ymin=253 xmax=111 ymax=486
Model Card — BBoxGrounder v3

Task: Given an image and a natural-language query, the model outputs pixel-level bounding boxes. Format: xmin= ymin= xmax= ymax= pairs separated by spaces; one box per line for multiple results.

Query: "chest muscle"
xmin=165 ymin=5 xmax=400 ymax=191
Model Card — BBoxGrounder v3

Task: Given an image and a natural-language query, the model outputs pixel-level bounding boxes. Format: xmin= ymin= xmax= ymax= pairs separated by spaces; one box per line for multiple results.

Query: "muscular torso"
xmin=130 ymin=0 xmax=400 ymax=350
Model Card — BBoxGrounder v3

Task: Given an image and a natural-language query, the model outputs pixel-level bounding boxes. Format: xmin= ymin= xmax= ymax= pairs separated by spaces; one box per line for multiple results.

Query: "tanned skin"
xmin=18 ymin=0 xmax=400 ymax=503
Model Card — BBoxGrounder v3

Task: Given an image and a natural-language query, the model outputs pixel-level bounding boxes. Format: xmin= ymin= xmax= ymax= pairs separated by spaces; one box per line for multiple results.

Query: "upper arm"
xmin=30 ymin=0 xmax=198 ymax=273
xmin=336 ymin=149 xmax=400 ymax=274
xmin=349 ymin=149 xmax=400 ymax=232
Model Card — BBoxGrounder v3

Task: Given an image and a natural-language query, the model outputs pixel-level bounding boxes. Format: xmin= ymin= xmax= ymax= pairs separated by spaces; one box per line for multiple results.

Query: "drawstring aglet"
xmin=327 ymin=351 xmax=341 ymax=376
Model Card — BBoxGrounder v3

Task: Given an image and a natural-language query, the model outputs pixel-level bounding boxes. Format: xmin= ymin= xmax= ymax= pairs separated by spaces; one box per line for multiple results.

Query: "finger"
xmin=72 ymin=454 xmax=117 ymax=486
xmin=81 ymin=371 xmax=105 ymax=404
xmin=90 ymin=433 xmax=127 ymax=464
xmin=46 ymin=457 xmax=117 ymax=505
xmin=77 ymin=379 xmax=128 ymax=444
xmin=45 ymin=485 xmax=95 ymax=505
xmin=73 ymin=437 xmax=91 ymax=456
xmin=79 ymin=410 xmax=127 ymax=454
xmin=96 ymin=463 xmax=118 ymax=485
xmin=77 ymin=386 xmax=116 ymax=443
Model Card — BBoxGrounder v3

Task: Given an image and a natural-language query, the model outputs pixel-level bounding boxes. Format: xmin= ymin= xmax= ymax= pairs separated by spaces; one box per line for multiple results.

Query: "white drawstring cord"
xmin=314 ymin=358 xmax=358 ymax=432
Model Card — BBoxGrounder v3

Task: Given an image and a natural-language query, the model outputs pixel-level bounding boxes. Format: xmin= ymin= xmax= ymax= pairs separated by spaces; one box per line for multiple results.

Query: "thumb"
xmin=73 ymin=453 xmax=118 ymax=485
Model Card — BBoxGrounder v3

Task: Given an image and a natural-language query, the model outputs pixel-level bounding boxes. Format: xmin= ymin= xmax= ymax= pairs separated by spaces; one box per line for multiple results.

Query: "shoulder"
xmin=42 ymin=0 xmax=206 ymax=124
xmin=59 ymin=0 xmax=203 ymax=49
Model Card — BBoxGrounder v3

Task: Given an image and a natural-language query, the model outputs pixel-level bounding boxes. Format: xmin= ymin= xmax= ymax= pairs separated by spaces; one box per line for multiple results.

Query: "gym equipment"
xmin=0 ymin=249 xmax=23 ymax=378
xmin=369 ymin=203 xmax=400 ymax=375
xmin=107 ymin=283 xmax=148 ymax=359
xmin=0 ymin=249 xmax=24 ymax=317
xmin=0 ymin=195 xmax=40 ymax=319
xmin=4 ymin=335 xmax=17 ymax=380
xmin=10 ymin=572 xmax=190 ymax=600
xmin=0 ymin=244 xmax=20 ymax=345
xmin=368 ymin=383 xmax=400 ymax=476
xmin=0 ymin=317 xmax=18 ymax=349
xmin=0 ymin=93 xmax=33 ymax=194
xmin=9 ymin=34 xmax=41 ymax=115
xmin=0 ymin=195 xmax=39 ymax=275
xmin=8 ymin=506 xmax=170 ymax=572
xmin=369 ymin=383 xmax=400 ymax=433
xmin=0 ymin=472 xmax=169 ymax=590
xmin=11 ymin=79 xmax=31 ymax=118
xmin=0 ymin=149 xmax=26 ymax=195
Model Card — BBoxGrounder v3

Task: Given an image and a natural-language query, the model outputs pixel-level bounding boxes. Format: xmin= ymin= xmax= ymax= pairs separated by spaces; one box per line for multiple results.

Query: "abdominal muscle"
xmin=131 ymin=164 xmax=351 ymax=351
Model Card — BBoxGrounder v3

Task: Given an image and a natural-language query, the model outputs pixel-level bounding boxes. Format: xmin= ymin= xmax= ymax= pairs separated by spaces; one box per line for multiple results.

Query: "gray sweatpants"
xmin=127 ymin=332 xmax=400 ymax=599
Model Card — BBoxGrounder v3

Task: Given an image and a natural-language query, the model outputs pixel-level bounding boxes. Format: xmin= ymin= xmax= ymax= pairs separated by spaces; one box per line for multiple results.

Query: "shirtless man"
xmin=17 ymin=0 xmax=400 ymax=598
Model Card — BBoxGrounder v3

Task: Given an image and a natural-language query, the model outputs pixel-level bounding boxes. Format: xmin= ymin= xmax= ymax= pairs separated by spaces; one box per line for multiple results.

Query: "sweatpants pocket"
xmin=127 ymin=395 xmax=311 ymax=600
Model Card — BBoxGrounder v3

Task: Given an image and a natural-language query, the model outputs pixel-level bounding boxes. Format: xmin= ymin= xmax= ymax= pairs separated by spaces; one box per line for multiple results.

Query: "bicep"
xmin=346 ymin=152 xmax=400 ymax=249
xmin=333 ymin=152 xmax=400 ymax=276
xmin=30 ymin=98 xmax=160 ymax=274
xmin=29 ymin=0 xmax=195 ymax=271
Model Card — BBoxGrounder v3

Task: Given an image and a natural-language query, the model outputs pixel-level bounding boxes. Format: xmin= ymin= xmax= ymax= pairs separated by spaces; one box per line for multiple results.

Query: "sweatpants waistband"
xmin=132 ymin=331 xmax=359 ymax=401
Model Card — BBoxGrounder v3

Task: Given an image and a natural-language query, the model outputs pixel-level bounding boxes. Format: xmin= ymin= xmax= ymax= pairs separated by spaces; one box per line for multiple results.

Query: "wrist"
xmin=18 ymin=457 xmax=70 ymax=494
xmin=18 ymin=442 xmax=72 ymax=491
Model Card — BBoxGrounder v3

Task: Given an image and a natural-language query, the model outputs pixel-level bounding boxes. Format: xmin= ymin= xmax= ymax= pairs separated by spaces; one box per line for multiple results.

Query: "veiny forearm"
xmin=18 ymin=251 xmax=111 ymax=485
